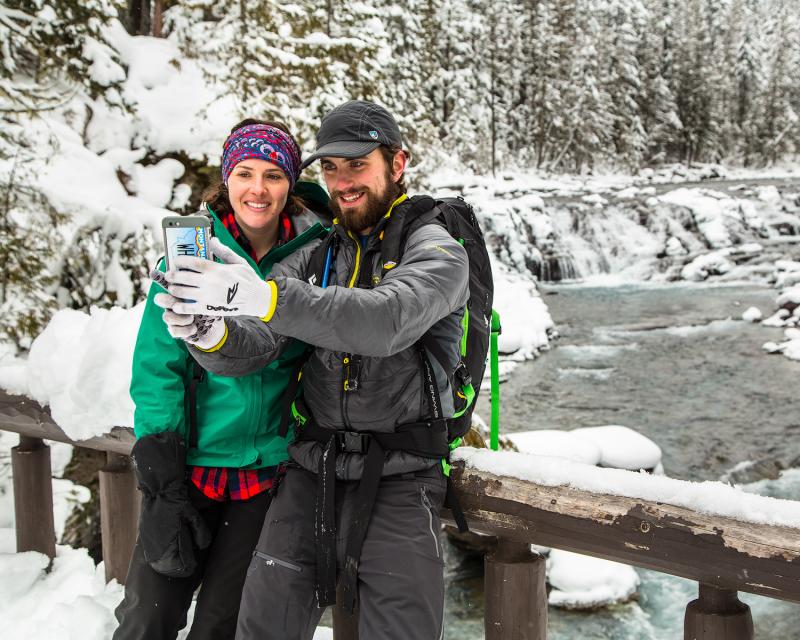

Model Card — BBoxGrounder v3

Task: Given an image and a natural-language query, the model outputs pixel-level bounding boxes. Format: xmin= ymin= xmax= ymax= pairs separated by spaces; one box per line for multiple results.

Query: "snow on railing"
xmin=3 ymin=390 xmax=798 ymax=639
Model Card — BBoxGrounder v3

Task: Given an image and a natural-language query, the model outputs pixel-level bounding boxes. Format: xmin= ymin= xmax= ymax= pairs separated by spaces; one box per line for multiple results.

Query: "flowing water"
xmin=447 ymin=281 xmax=800 ymax=639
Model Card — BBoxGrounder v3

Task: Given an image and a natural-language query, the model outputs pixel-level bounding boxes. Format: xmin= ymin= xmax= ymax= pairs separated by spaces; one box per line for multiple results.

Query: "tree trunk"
xmin=152 ymin=0 xmax=164 ymax=38
xmin=126 ymin=0 xmax=152 ymax=36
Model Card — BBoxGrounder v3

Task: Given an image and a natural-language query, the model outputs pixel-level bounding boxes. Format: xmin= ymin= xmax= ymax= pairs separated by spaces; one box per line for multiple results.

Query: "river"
xmin=449 ymin=281 xmax=800 ymax=639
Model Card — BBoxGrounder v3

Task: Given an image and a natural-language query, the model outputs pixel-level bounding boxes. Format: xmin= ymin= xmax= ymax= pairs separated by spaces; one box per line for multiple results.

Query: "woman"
xmin=113 ymin=120 xmax=327 ymax=640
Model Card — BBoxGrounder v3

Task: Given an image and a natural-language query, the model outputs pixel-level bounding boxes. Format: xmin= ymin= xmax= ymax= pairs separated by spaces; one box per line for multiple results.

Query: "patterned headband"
xmin=221 ymin=124 xmax=302 ymax=190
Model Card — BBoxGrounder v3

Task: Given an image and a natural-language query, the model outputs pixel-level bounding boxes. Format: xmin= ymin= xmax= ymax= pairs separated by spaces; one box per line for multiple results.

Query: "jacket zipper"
xmin=420 ymin=486 xmax=440 ymax=559
xmin=253 ymin=550 xmax=303 ymax=572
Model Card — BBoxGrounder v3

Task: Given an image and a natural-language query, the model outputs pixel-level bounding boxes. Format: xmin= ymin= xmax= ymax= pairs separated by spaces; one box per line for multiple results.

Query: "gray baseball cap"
xmin=300 ymin=100 xmax=403 ymax=170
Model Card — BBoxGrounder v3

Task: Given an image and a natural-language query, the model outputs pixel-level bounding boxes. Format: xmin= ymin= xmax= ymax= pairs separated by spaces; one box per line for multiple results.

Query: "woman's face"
xmin=227 ymin=158 xmax=290 ymax=234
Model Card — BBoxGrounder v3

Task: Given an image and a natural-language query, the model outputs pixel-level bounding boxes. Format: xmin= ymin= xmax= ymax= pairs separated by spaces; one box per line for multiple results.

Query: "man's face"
xmin=321 ymin=148 xmax=406 ymax=234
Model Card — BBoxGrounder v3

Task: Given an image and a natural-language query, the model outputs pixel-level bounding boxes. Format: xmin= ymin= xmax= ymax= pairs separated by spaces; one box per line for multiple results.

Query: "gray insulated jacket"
xmin=190 ymin=196 xmax=470 ymax=479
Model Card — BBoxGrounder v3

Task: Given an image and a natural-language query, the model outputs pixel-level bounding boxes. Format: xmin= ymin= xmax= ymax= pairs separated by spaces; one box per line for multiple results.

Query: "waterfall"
xmin=475 ymin=184 xmax=800 ymax=283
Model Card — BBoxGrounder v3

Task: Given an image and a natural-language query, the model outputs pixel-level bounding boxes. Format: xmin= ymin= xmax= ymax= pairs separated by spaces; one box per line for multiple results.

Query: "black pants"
xmin=113 ymin=483 xmax=271 ymax=640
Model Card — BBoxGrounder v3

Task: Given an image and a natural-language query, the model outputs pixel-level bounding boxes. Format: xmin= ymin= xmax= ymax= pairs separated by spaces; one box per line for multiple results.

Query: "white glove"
xmin=151 ymin=270 xmax=226 ymax=350
xmin=163 ymin=237 xmax=274 ymax=318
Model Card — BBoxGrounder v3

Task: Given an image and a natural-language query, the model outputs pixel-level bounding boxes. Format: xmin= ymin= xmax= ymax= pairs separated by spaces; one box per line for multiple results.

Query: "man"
xmin=157 ymin=100 xmax=469 ymax=640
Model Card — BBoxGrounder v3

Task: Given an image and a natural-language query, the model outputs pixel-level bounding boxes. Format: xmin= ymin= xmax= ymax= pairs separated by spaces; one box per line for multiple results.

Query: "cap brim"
xmin=300 ymin=140 xmax=381 ymax=170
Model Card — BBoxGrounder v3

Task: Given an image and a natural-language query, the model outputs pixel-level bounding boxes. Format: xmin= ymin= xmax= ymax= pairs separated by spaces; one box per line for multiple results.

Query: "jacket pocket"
xmin=253 ymin=550 xmax=303 ymax=572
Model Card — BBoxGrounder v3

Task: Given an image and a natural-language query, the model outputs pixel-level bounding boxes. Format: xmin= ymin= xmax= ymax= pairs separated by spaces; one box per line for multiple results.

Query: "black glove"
xmin=131 ymin=431 xmax=212 ymax=577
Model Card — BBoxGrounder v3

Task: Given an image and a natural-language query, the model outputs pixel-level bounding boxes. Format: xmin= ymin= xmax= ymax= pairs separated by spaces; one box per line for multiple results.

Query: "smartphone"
xmin=162 ymin=216 xmax=213 ymax=270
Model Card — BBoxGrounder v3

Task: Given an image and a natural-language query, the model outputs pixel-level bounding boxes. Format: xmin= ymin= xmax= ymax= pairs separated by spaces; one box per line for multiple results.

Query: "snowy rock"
xmin=547 ymin=550 xmax=639 ymax=609
xmin=582 ymin=193 xmax=608 ymax=206
xmin=615 ymin=186 xmax=640 ymax=199
xmin=777 ymin=285 xmax=800 ymax=313
xmin=664 ymin=237 xmax=688 ymax=257
xmin=742 ymin=307 xmax=763 ymax=322
xmin=658 ymin=188 xmax=766 ymax=249
xmin=680 ymin=252 xmax=733 ymax=282
xmin=571 ymin=425 xmax=662 ymax=470
xmin=762 ymin=308 xmax=791 ymax=327
xmin=506 ymin=430 xmax=601 ymax=465
xmin=722 ymin=459 xmax=784 ymax=485
xmin=756 ymin=185 xmax=781 ymax=203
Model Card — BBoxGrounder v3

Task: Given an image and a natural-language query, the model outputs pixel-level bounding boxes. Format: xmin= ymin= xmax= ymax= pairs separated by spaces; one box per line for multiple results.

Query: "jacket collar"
xmin=331 ymin=193 xmax=409 ymax=243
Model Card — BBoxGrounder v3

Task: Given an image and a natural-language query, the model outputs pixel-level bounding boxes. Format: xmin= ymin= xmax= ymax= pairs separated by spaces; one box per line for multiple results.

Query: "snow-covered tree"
xmin=0 ymin=0 xmax=121 ymax=349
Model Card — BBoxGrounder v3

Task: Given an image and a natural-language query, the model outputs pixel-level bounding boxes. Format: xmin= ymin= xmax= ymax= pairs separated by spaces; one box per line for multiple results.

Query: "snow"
xmin=491 ymin=256 xmax=554 ymax=357
xmin=547 ymin=550 xmax=639 ymax=609
xmin=107 ymin=20 xmax=237 ymax=160
xmin=680 ymin=252 xmax=733 ymax=281
xmin=662 ymin=318 xmax=741 ymax=337
xmin=0 ymin=543 xmax=334 ymax=640
xmin=507 ymin=425 xmax=661 ymax=471
xmin=776 ymin=285 xmax=800 ymax=308
xmin=742 ymin=306 xmax=763 ymax=322
xmin=570 ymin=426 xmax=662 ymax=470
xmin=25 ymin=305 xmax=143 ymax=440
xmin=452 ymin=447 xmax=800 ymax=529
xmin=507 ymin=430 xmax=602 ymax=465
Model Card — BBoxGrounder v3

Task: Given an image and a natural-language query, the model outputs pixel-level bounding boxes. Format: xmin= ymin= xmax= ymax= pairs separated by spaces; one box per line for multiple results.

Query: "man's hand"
xmin=163 ymin=237 xmax=274 ymax=318
xmin=151 ymin=270 xmax=226 ymax=350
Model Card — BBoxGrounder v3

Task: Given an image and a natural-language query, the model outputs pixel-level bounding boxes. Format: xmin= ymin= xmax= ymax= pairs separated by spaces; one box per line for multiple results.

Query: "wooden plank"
xmin=448 ymin=464 xmax=800 ymax=603
xmin=0 ymin=389 xmax=134 ymax=455
xmin=12 ymin=436 xmax=56 ymax=558
xmin=99 ymin=452 xmax=140 ymax=584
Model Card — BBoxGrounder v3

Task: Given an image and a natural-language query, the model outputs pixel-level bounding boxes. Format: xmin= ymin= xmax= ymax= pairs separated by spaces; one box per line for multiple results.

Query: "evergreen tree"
xmin=175 ymin=0 xmax=373 ymax=148
xmin=596 ymin=0 xmax=648 ymax=168
xmin=637 ymin=0 xmax=682 ymax=163
xmin=0 ymin=124 xmax=67 ymax=350
xmin=0 ymin=0 xmax=120 ymax=350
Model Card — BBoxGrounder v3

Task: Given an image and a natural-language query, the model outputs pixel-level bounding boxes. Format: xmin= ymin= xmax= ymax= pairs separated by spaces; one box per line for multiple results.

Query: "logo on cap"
xmin=369 ymin=130 xmax=379 ymax=140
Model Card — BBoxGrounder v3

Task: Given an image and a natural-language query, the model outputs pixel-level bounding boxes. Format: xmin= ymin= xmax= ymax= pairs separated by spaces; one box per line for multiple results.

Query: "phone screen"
xmin=164 ymin=225 xmax=211 ymax=270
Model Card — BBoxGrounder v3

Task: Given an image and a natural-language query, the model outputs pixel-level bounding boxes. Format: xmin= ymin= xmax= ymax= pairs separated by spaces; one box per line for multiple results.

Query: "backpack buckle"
xmin=454 ymin=361 xmax=472 ymax=387
xmin=338 ymin=431 xmax=370 ymax=453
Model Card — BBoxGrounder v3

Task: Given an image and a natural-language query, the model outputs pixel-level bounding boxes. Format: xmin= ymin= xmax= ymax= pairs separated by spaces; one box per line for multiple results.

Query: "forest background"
xmin=1 ymin=0 xmax=799 ymax=351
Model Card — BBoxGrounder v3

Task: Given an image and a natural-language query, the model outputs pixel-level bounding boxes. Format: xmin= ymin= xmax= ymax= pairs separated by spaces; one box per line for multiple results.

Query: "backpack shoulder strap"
xmin=379 ymin=195 xmax=438 ymax=278
xmin=302 ymin=229 xmax=336 ymax=287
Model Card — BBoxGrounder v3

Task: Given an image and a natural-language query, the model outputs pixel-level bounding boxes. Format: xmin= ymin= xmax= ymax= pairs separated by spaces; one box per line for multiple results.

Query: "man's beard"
xmin=331 ymin=173 xmax=400 ymax=234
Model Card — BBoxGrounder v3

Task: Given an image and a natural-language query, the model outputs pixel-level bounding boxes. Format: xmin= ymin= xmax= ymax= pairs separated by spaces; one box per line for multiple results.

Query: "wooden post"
xmin=485 ymin=539 xmax=547 ymax=640
xmin=332 ymin=580 xmax=359 ymax=640
xmin=12 ymin=436 xmax=56 ymax=559
xmin=684 ymin=583 xmax=754 ymax=640
xmin=99 ymin=452 xmax=140 ymax=584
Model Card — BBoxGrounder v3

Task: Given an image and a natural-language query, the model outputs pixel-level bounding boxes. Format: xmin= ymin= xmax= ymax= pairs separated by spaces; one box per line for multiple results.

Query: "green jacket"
xmin=130 ymin=208 xmax=326 ymax=468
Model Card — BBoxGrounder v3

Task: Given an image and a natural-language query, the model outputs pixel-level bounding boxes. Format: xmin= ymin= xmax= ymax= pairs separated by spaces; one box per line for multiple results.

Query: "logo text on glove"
xmin=207 ymin=304 xmax=239 ymax=312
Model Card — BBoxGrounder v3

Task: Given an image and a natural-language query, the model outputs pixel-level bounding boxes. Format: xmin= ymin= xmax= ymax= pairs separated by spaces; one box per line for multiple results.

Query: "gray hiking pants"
xmin=235 ymin=464 xmax=447 ymax=640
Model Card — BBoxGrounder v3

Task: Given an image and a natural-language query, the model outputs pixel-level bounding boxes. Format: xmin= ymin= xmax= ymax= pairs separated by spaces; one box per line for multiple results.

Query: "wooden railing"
xmin=3 ymin=388 xmax=799 ymax=639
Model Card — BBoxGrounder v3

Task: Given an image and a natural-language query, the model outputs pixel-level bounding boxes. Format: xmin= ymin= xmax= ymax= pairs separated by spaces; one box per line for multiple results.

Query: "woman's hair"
xmin=202 ymin=119 xmax=307 ymax=217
